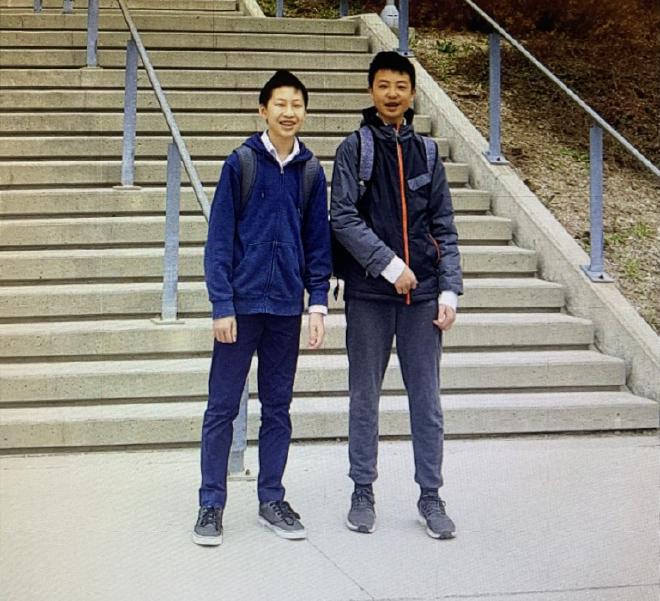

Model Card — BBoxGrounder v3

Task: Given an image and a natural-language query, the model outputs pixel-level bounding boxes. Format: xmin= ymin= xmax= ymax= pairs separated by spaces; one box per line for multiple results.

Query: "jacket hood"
xmin=242 ymin=132 xmax=313 ymax=163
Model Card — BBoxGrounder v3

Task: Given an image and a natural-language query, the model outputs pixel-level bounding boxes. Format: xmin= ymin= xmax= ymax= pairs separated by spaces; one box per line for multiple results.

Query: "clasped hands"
xmin=394 ymin=265 xmax=456 ymax=331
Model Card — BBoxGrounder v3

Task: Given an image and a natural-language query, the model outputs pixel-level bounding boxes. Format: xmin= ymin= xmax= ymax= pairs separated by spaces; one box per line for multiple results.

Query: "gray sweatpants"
xmin=346 ymin=297 xmax=444 ymax=489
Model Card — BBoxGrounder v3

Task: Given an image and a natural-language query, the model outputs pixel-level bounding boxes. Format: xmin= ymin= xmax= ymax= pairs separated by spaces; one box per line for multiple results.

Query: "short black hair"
xmin=259 ymin=69 xmax=309 ymax=108
xmin=367 ymin=51 xmax=416 ymax=90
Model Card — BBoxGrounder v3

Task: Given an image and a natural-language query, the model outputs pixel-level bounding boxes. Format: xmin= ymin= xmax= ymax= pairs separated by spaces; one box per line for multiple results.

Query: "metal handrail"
xmin=459 ymin=0 xmax=660 ymax=179
xmin=116 ymin=0 xmax=211 ymax=220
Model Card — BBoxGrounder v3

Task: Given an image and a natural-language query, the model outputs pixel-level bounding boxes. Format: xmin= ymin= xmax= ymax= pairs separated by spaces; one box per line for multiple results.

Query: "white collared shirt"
xmin=261 ymin=130 xmax=300 ymax=171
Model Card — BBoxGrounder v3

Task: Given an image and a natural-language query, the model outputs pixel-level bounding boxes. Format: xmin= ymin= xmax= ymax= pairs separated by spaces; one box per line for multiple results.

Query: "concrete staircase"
xmin=0 ymin=0 xmax=657 ymax=452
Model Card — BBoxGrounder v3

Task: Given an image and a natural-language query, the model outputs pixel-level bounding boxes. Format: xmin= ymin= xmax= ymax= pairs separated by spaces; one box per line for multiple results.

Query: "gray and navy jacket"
xmin=205 ymin=133 xmax=332 ymax=319
xmin=330 ymin=107 xmax=463 ymax=303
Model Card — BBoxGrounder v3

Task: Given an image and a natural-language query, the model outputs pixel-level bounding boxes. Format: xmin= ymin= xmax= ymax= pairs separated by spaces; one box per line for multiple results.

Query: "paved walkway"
xmin=1 ymin=434 xmax=658 ymax=601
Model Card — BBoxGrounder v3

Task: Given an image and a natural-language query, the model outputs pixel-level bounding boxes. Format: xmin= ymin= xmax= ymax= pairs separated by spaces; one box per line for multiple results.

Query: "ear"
xmin=258 ymin=104 xmax=268 ymax=120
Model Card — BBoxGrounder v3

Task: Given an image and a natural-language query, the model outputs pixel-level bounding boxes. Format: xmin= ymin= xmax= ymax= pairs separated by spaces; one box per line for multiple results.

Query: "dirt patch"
xmin=412 ymin=30 xmax=659 ymax=333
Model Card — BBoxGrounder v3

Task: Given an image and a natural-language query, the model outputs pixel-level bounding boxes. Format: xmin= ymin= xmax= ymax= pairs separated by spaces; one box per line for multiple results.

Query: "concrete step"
xmin=0 ymin=215 xmax=509 ymax=247
xmin=0 ymin=154 xmax=461 ymax=187
xmin=0 ymin=134 xmax=449 ymax=160
xmin=0 ymin=49 xmax=373 ymax=70
xmin=0 ymin=113 xmax=433 ymax=136
xmin=0 ymin=186 xmax=491 ymax=216
xmin=0 ymin=278 xmax=566 ymax=319
xmin=0 ymin=313 xmax=593 ymax=360
xmin=0 ymin=68 xmax=368 ymax=89
xmin=0 ymin=30 xmax=370 ymax=52
xmin=0 ymin=245 xmax=536 ymax=282
xmin=2 ymin=391 xmax=657 ymax=450
xmin=0 ymin=15 xmax=359 ymax=35
xmin=0 ymin=90 xmax=375 ymax=114
xmin=0 ymin=0 xmax=238 ymax=11
xmin=0 ymin=350 xmax=627 ymax=404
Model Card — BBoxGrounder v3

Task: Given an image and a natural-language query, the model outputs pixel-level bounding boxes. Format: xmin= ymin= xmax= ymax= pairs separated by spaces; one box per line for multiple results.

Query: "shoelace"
xmin=420 ymin=496 xmax=446 ymax=516
xmin=199 ymin=507 xmax=220 ymax=528
xmin=352 ymin=489 xmax=374 ymax=509
xmin=270 ymin=501 xmax=300 ymax=525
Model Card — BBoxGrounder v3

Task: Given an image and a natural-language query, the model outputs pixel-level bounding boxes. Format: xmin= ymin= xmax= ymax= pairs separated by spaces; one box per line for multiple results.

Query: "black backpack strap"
xmin=301 ymin=155 xmax=321 ymax=219
xmin=235 ymin=144 xmax=257 ymax=217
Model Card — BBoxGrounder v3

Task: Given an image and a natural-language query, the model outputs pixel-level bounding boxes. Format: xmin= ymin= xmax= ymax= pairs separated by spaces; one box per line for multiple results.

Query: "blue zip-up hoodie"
xmin=205 ymin=133 xmax=332 ymax=319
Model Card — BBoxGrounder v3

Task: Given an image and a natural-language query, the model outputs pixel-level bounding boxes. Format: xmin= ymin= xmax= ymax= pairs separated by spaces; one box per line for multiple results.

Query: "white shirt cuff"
xmin=308 ymin=305 xmax=328 ymax=315
xmin=381 ymin=256 xmax=406 ymax=284
xmin=438 ymin=291 xmax=458 ymax=311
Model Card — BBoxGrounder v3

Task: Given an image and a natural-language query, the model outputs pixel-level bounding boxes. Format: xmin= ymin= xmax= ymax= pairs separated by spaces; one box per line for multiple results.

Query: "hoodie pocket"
xmin=232 ymin=242 xmax=273 ymax=298
xmin=269 ymin=242 xmax=304 ymax=301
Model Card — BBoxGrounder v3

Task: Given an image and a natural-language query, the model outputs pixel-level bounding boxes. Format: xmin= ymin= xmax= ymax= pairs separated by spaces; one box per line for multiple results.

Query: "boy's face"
xmin=259 ymin=86 xmax=306 ymax=140
xmin=369 ymin=68 xmax=415 ymax=125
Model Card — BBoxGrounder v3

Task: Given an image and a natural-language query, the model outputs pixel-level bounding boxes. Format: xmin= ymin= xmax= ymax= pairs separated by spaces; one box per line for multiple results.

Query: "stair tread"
xmin=2 ymin=391 xmax=655 ymax=424
xmin=0 ymin=350 xmax=625 ymax=378
xmin=0 ymin=312 xmax=593 ymax=336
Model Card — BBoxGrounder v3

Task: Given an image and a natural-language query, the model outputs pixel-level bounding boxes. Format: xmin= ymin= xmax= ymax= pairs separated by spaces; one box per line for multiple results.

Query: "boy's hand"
xmin=394 ymin=265 xmax=418 ymax=294
xmin=213 ymin=316 xmax=237 ymax=343
xmin=433 ymin=304 xmax=456 ymax=331
xmin=308 ymin=312 xmax=325 ymax=349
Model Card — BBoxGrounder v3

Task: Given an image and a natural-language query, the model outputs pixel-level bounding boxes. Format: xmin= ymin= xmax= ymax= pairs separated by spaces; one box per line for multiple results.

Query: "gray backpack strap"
xmin=422 ymin=136 xmax=437 ymax=176
xmin=235 ymin=144 xmax=257 ymax=216
xmin=357 ymin=126 xmax=374 ymax=200
xmin=301 ymin=155 xmax=320 ymax=218
xmin=358 ymin=125 xmax=375 ymax=183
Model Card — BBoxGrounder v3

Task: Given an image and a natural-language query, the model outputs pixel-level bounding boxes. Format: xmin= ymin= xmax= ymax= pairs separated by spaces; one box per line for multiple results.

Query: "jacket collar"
xmin=360 ymin=106 xmax=416 ymax=141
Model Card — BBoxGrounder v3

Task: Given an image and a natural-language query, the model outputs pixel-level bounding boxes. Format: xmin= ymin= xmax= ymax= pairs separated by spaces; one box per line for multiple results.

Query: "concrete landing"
xmin=1 ymin=434 xmax=658 ymax=601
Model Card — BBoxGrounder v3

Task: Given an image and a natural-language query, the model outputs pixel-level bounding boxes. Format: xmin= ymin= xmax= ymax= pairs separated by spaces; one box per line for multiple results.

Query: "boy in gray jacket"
xmin=330 ymin=51 xmax=462 ymax=539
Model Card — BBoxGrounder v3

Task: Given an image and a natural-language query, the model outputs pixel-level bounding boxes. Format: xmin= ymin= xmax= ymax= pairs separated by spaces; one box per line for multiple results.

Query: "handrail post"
xmin=86 ymin=0 xmax=100 ymax=68
xmin=160 ymin=142 xmax=182 ymax=321
xmin=397 ymin=0 xmax=413 ymax=57
xmin=339 ymin=0 xmax=348 ymax=17
xmin=63 ymin=0 xmax=74 ymax=13
xmin=228 ymin=384 xmax=252 ymax=478
xmin=276 ymin=0 xmax=283 ymax=17
xmin=582 ymin=125 xmax=613 ymax=283
xmin=484 ymin=33 xmax=507 ymax=164
xmin=118 ymin=39 xmax=140 ymax=189
xmin=34 ymin=0 xmax=42 ymax=13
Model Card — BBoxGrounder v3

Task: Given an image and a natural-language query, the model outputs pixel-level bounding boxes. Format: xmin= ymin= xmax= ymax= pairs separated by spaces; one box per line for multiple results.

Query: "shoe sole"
xmin=257 ymin=516 xmax=307 ymax=540
xmin=417 ymin=515 xmax=455 ymax=540
xmin=346 ymin=516 xmax=376 ymax=534
xmin=192 ymin=531 xmax=223 ymax=546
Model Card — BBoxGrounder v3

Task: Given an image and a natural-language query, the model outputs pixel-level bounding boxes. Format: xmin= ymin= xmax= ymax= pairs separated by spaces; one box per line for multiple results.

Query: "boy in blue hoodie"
xmin=193 ymin=70 xmax=332 ymax=546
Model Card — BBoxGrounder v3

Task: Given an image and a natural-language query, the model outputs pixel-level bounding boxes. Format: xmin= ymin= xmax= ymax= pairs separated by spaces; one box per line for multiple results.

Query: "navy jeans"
xmin=199 ymin=313 xmax=301 ymax=508
xmin=346 ymin=298 xmax=444 ymax=489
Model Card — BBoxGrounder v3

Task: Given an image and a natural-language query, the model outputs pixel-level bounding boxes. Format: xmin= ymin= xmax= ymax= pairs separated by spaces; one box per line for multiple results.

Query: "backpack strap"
xmin=422 ymin=136 xmax=438 ymax=177
xmin=358 ymin=125 xmax=375 ymax=184
xmin=301 ymin=155 xmax=320 ymax=219
xmin=235 ymin=144 xmax=257 ymax=216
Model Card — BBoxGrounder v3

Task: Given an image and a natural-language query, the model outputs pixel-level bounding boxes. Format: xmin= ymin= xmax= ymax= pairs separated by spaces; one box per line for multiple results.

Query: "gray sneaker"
xmin=258 ymin=500 xmax=307 ymax=540
xmin=417 ymin=494 xmax=456 ymax=539
xmin=192 ymin=506 xmax=223 ymax=546
xmin=346 ymin=487 xmax=376 ymax=533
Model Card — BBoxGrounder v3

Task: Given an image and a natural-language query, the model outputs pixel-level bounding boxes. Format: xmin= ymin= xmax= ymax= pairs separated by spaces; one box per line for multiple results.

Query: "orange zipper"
xmin=395 ymin=124 xmax=411 ymax=305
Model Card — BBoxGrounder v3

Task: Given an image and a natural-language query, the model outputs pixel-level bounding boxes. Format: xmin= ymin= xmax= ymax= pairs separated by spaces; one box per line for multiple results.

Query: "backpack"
xmin=332 ymin=126 xmax=438 ymax=283
xmin=234 ymin=144 xmax=320 ymax=219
